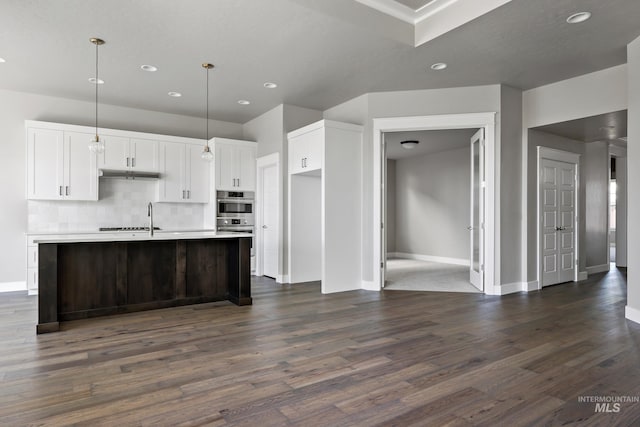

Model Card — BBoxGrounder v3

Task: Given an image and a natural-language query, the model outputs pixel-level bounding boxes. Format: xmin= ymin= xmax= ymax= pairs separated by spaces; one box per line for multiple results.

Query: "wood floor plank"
xmin=0 ymin=270 xmax=639 ymax=425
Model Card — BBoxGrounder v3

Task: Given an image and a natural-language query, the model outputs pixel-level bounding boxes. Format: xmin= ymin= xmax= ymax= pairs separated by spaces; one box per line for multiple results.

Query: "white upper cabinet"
xmin=27 ymin=127 xmax=97 ymax=201
xmin=64 ymin=132 xmax=99 ymax=201
xmin=289 ymin=128 xmax=322 ymax=175
xmin=158 ymin=141 xmax=209 ymax=203
xmin=27 ymin=128 xmax=63 ymax=200
xmin=213 ymin=138 xmax=257 ymax=191
xmin=98 ymin=136 xmax=158 ymax=172
xmin=186 ymin=144 xmax=210 ymax=203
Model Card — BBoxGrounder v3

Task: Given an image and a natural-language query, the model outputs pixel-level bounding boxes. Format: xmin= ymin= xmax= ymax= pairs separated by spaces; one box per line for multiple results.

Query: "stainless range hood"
xmin=98 ymin=169 xmax=161 ymax=180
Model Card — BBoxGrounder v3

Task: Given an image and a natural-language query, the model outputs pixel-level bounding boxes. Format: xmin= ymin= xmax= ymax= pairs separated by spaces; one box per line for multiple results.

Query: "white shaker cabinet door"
xmin=64 ymin=132 xmax=98 ymax=201
xmin=158 ymin=141 xmax=186 ymax=202
xmin=130 ymin=138 xmax=159 ymax=172
xmin=215 ymin=143 xmax=236 ymax=191
xmin=99 ymin=135 xmax=129 ymax=170
xmin=185 ymin=144 xmax=210 ymax=203
xmin=237 ymin=145 xmax=256 ymax=191
xmin=27 ymin=128 xmax=64 ymax=200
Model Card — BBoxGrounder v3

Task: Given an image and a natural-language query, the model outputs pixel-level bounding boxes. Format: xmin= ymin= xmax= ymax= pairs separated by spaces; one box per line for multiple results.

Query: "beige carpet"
xmin=384 ymin=258 xmax=480 ymax=293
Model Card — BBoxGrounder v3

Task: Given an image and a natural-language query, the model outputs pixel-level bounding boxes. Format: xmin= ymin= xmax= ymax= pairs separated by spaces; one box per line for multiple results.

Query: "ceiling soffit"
xmin=354 ymin=0 xmax=513 ymax=46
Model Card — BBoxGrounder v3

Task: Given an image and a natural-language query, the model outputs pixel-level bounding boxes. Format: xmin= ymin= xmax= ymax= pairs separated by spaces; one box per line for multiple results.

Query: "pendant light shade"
xmin=88 ymin=37 xmax=105 ymax=153
xmin=201 ymin=63 xmax=214 ymax=161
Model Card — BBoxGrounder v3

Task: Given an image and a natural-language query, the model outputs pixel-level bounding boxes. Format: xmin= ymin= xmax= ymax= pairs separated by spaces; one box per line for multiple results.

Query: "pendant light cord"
xmin=95 ymin=41 xmax=99 ymax=141
xmin=205 ymin=66 xmax=209 ymax=144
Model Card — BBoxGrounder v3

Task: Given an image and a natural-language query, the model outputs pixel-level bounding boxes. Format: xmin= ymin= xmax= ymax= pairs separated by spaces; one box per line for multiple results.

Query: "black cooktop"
xmin=99 ymin=227 xmax=161 ymax=232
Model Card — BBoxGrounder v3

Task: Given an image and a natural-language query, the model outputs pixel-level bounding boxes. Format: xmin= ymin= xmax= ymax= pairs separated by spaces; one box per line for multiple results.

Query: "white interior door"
xmin=469 ymin=129 xmax=484 ymax=291
xmin=541 ymin=158 xmax=576 ymax=286
xmin=262 ymin=164 xmax=279 ymax=278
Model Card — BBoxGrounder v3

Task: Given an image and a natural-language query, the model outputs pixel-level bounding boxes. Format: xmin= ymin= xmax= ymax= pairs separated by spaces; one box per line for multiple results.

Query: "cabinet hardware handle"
xmin=59 ymin=186 xmax=63 ymax=196
xmin=237 ymin=179 xmax=240 ymax=187
xmin=34 ymin=251 xmax=36 ymax=262
xmin=132 ymin=158 xmax=136 ymax=168
xmin=127 ymin=157 xmax=130 ymax=167
xmin=182 ymin=190 xmax=186 ymax=199
xmin=65 ymin=186 xmax=69 ymax=196
xmin=187 ymin=190 xmax=191 ymax=199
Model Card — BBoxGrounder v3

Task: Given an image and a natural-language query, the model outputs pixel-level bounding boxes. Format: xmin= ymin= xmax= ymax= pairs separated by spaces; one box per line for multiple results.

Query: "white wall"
xmin=242 ymin=104 xmax=322 ymax=281
xmin=584 ymin=142 xmax=610 ymax=270
xmin=500 ymin=86 xmax=523 ymax=286
xmin=522 ymin=65 xmax=629 ymax=285
xmin=523 ymin=65 xmax=628 ymax=129
xmin=393 ymin=146 xmax=470 ymax=261
xmin=324 ymin=85 xmax=502 ymax=284
xmin=626 ymin=36 xmax=640 ymax=323
xmin=0 ymin=88 xmax=243 ymax=287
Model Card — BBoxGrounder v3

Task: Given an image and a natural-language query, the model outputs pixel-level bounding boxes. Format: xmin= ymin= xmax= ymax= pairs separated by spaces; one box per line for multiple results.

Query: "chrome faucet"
xmin=147 ymin=202 xmax=154 ymax=236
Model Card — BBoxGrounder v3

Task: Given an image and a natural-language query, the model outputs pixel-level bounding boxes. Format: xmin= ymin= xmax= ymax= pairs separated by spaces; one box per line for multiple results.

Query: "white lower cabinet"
xmin=158 ymin=142 xmax=209 ymax=203
xmin=26 ymin=236 xmax=39 ymax=295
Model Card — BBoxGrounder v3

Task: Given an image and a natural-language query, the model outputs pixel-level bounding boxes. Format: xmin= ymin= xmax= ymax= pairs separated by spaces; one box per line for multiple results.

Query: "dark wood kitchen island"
xmin=35 ymin=232 xmax=252 ymax=333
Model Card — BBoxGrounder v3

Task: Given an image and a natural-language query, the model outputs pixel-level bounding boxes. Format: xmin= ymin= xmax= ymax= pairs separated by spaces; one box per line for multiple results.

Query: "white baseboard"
xmin=361 ymin=280 xmax=379 ymax=291
xmin=495 ymin=280 xmax=539 ymax=295
xmin=389 ymin=252 xmax=470 ymax=267
xmin=625 ymin=305 xmax=640 ymax=325
xmin=578 ymin=271 xmax=588 ymax=281
xmin=586 ymin=264 xmax=610 ymax=275
xmin=498 ymin=282 xmax=523 ymax=295
xmin=276 ymin=275 xmax=289 ymax=284
xmin=0 ymin=281 xmax=26 ymax=293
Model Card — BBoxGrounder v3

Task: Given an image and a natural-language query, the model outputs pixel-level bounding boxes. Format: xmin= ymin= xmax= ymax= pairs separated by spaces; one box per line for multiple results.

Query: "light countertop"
xmin=28 ymin=230 xmax=251 ymax=244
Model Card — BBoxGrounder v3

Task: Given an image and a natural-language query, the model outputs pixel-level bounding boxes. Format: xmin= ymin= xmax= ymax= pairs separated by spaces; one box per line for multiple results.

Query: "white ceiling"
xmin=385 ymin=128 xmax=477 ymax=159
xmin=0 ymin=0 xmax=639 ymax=124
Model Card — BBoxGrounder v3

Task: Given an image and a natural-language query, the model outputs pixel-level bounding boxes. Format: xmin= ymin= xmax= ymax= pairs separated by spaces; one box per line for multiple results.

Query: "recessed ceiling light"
xmin=430 ymin=62 xmax=447 ymax=71
xmin=600 ymin=126 xmax=615 ymax=131
xmin=88 ymin=77 xmax=104 ymax=84
xmin=566 ymin=12 xmax=591 ymax=24
xmin=168 ymin=91 xmax=182 ymax=97
xmin=0 ymin=57 xmax=6 ymax=63
xmin=238 ymin=100 xmax=251 ymax=105
xmin=141 ymin=64 xmax=158 ymax=72
xmin=263 ymin=82 xmax=278 ymax=89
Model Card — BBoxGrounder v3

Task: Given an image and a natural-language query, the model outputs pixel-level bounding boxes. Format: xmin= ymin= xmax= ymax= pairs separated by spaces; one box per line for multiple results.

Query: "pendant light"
xmin=201 ymin=63 xmax=214 ymax=161
xmin=88 ymin=37 xmax=105 ymax=153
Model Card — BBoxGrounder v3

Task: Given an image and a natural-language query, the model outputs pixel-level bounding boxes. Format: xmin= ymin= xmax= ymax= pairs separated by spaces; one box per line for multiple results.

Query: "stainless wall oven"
xmin=216 ymin=191 xmax=255 ymax=258
xmin=217 ymin=191 xmax=254 ymax=218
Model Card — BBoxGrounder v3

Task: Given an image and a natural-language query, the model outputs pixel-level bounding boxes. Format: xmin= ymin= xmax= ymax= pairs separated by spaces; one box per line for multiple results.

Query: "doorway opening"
xmin=373 ymin=113 xmax=497 ymax=294
xmin=383 ymin=128 xmax=481 ymax=293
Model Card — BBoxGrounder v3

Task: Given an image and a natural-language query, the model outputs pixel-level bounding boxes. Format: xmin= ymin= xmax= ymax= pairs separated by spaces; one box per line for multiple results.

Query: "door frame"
xmin=373 ymin=112 xmax=498 ymax=294
xmin=256 ymin=153 xmax=282 ymax=280
xmin=536 ymin=147 xmax=580 ymax=288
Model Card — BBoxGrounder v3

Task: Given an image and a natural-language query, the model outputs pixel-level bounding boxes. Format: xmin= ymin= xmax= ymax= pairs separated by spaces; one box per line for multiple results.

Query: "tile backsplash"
xmin=28 ymin=179 xmax=205 ymax=232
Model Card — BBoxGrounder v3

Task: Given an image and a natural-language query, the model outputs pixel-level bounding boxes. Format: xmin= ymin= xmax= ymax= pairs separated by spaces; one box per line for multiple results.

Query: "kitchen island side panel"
xmin=36 ymin=236 xmax=251 ymax=333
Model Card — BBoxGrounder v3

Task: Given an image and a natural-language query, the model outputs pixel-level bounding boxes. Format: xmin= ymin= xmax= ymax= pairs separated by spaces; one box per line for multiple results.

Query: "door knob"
xmin=262 ymin=225 xmax=268 ymax=229
xmin=466 ymin=226 xmax=473 ymax=231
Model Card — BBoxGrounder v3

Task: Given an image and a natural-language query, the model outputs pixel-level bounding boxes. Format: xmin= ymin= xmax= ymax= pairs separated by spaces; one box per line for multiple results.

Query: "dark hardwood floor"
xmin=1 ymin=267 xmax=639 ymax=426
